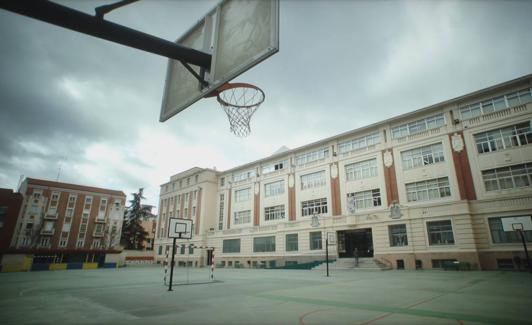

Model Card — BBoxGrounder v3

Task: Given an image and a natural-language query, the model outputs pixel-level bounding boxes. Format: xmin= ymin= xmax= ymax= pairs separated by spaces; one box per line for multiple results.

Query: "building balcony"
xmin=40 ymin=228 xmax=55 ymax=236
xmin=95 ymin=216 xmax=106 ymax=223
xmin=93 ymin=231 xmax=105 ymax=237
xmin=44 ymin=212 xmax=58 ymax=220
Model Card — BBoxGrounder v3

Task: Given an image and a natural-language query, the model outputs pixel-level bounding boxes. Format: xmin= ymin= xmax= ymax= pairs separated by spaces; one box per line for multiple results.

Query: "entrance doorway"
xmin=337 ymin=228 xmax=373 ymax=258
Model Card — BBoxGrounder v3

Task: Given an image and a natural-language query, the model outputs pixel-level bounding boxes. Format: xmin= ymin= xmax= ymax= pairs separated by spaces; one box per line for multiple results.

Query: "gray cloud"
xmin=1 ymin=0 xmax=532 ymax=206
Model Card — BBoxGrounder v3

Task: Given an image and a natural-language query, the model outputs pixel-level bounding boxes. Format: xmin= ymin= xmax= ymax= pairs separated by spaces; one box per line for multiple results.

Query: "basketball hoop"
xmin=214 ymin=83 xmax=265 ymax=137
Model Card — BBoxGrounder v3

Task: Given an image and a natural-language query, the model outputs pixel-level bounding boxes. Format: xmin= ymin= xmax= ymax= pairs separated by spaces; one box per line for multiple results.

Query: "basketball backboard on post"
xmin=160 ymin=0 xmax=280 ymax=123
xmin=501 ymin=216 xmax=532 ymax=232
xmin=168 ymin=217 xmax=193 ymax=239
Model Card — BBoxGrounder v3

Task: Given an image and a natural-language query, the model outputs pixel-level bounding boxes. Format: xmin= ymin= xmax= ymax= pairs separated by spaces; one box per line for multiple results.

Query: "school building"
xmin=154 ymin=74 xmax=532 ymax=271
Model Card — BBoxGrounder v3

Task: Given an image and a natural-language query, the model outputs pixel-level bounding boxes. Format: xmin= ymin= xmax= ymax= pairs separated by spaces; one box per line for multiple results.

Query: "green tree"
xmin=121 ymin=188 xmax=151 ymax=250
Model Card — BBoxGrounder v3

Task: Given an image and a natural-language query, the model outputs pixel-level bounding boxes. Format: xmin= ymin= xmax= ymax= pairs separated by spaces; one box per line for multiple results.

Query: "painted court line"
xmin=256 ymin=293 xmax=532 ymax=325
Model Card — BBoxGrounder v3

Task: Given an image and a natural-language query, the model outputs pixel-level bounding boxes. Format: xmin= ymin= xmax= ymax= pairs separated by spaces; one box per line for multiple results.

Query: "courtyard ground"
xmin=0 ymin=265 xmax=531 ymax=324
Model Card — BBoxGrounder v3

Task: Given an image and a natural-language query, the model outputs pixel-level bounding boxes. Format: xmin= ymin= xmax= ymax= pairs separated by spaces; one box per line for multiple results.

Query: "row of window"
xmin=459 ymin=88 xmax=532 ymax=120
xmin=161 ymin=190 xmax=198 ymax=212
xmin=222 ymin=231 xmax=323 ymax=253
xmin=222 ymin=216 xmax=531 ymax=254
xmin=163 ymin=175 xmax=200 ymax=192
xmin=228 ymin=163 xmax=532 ymax=225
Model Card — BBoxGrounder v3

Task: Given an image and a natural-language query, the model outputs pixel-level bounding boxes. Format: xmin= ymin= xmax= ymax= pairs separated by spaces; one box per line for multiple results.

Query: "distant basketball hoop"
xmin=212 ymin=83 xmax=265 ymax=137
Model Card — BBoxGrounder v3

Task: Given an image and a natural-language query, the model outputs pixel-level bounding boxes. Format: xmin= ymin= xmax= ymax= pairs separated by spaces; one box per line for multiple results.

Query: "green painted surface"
xmin=0 ymin=265 xmax=531 ymax=324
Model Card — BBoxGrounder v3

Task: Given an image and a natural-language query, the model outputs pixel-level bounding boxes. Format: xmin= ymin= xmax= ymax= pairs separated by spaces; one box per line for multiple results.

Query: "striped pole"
xmin=210 ymin=250 xmax=215 ymax=281
xmin=163 ymin=249 xmax=169 ymax=285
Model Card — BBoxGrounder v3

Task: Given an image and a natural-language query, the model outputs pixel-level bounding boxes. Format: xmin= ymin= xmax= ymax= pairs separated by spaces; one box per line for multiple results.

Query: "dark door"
xmin=338 ymin=229 xmax=373 ymax=258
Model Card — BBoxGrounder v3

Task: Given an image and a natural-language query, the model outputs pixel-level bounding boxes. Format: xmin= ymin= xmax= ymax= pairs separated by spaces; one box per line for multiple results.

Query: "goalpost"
xmin=165 ymin=218 xmax=217 ymax=290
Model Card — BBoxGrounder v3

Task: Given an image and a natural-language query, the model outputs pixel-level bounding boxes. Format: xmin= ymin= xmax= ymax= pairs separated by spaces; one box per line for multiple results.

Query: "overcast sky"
xmin=1 ymin=0 xmax=532 ymax=210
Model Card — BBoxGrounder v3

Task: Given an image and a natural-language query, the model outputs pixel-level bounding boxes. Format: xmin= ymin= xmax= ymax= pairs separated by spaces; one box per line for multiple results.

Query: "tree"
xmin=120 ymin=188 xmax=151 ymax=250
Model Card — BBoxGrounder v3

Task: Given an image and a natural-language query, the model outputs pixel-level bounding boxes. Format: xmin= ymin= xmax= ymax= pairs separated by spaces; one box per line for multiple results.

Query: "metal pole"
xmin=0 ymin=0 xmax=212 ymax=69
xmin=168 ymin=238 xmax=176 ymax=291
xmin=517 ymin=230 xmax=532 ymax=273
xmin=326 ymin=237 xmax=329 ymax=277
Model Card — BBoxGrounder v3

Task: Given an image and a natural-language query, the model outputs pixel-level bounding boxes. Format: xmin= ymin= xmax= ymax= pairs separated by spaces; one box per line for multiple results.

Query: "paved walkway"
xmin=1 ymin=265 xmax=531 ymax=324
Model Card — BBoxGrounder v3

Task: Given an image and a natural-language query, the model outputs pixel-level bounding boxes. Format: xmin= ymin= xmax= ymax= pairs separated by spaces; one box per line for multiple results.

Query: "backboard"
xmin=168 ymin=218 xmax=193 ymax=239
xmin=160 ymin=0 xmax=280 ymax=122
xmin=501 ymin=216 xmax=532 ymax=232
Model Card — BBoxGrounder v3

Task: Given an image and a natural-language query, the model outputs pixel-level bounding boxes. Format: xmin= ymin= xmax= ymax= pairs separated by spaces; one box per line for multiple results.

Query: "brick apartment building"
xmin=6 ymin=178 xmax=126 ymax=265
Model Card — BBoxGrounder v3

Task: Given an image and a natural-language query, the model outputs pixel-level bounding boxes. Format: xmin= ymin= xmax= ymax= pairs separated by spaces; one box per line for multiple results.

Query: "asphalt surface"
xmin=1 ymin=265 xmax=531 ymax=324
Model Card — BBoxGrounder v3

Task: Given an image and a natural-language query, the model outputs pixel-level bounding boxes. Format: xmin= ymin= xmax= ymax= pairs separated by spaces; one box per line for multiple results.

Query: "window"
xmin=432 ymin=259 xmax=457 ymax=269
xmin=401 ymin=143 xmax=445 ymax=170
xmin=262 ymin=160 xmax=288 ymax=174
xmin=220 ymin=177 xmax=225 ymax=187
xmin=184 ymin=208 xmax=188 ymax=218
xmin=391 ymin=113 xmax=445 ymax=138
xmin=234 ymin=210 xmax=251 ymax=225
xmin=389 ymin=224 xmax=408 ymax=247
xmin=253 ymin=236 xmax=276 ymax=252
xmin=301 ymin=198 xmax=328 ymax=216
xmin=223 ymin=239 xmax=241 ymax=253
xmin=195 ymin=175 xmax=199 ymax=183
xmin=49 ymin=192 xmax=60 ymax=211
xmin=94 ymin=223 xmax=104 ymax=235
xmin=92 ymin=239 xmax=101 ymax=249
xmin=33 ymin=192 xmax=41 ymax=200
xmin=158 ymin=246 xmax=163 ymax=255
xmin=59 ymin=239 xmax=68 ymax=248
xmin=180 ymin=245 xmax=185 ymax=254
xmin=189 ymin=245 xmax=194 ymax=254
xmin=99 ymin=198 xmax=108 ymax=211
xmin=84 ymin=196 xmax=92 ymax=209
xmin=187 ymin=178 xmax=190 ymax=185
xmin=460 ymin=88 xmax=532 ymax=119
xmin=338 ymin=132 xmax=380 ymax=153
xmin=68 ymin=195 xmax=76 ymax=208
xmin=235 ymin=188 xmax=251 ymax=202
xmin=265 ymin=205 xmax=285 ymax=221
xmin=286 ymin=234 xmax=298 ymax=251
xmin=488 ymin=217 xmax=532 ymax=243
xmin=482 ymin=163 xmax=532 ymax=191
xmin=474 ymin=122 xmax=532 ymax=153
xmin=301 ymin=170 xmax=326 ymax=190
xmin=309 ymin=231 xmax=322 ymax=250
xmin=39 ymin=237 xmax=50 ymax=247
xmin=76 ymin=240 xmax=85 ymax=248
xmin=192 ymin=207 xmax=196 ymax=217
xmin=427 ymin=220 xmax=455 ymax=245
xmin=233 ymin=169 xmax=255 ymax=182
xmin=218 ymin=194 xmax=224 ymax=230
xmin=295 ymin=147 xmax=329 ymax=165
xmin=347 ymin=189 xmax=381 ymax=210
xmin=264 ymin=180 xmax=284 ymax=197
xmin=185 ymin=193 xmax=189 ymax=201
xmin=345 ymin=158 xmax=377 ymax=181
xmin=193 ymin=190 xmax=197 ymax=200
xmin=406 ymin=177 xmax=451 ymax=202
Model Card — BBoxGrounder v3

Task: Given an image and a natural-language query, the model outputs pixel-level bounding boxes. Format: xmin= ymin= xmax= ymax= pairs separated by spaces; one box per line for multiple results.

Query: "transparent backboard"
xmin=160 ymin=0 xmax=279 ymax=122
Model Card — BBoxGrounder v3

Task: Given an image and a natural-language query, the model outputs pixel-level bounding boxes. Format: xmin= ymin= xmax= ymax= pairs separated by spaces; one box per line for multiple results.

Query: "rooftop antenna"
xmin=56 ymin=162 xmax=62 ymax=182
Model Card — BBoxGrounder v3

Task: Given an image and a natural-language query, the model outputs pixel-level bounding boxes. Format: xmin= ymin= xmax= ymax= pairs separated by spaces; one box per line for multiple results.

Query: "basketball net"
xmin=215 ymin=83 xmax=265 ymax=137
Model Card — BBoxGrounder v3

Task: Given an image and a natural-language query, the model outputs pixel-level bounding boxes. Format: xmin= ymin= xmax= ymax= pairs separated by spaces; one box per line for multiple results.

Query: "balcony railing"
xmin=44 ymin=212 xmax=58 ymax=220
xmin=95 ymin=216 xmax=106 ymax=223
xmin=40 ymin=228 xmax=55 ymax=236
xmin=93 ymin=231 xmax=105 ymax=238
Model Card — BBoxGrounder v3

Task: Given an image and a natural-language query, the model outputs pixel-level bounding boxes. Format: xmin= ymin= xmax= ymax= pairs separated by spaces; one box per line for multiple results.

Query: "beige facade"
xmin=155 ymin=74 xmax=532 ymax=270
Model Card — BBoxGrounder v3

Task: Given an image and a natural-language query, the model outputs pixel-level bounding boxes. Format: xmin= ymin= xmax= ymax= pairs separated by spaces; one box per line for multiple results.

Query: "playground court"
xmin=1 ymin=265 xmax=531 ymax=325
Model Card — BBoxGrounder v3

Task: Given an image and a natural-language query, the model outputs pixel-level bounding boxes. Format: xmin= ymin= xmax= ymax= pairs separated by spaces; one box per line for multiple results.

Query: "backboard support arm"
xmin=95 ymin=0 xmax=139 ymax=19
xmin=0 ymin=0 xmax=212 ymax=69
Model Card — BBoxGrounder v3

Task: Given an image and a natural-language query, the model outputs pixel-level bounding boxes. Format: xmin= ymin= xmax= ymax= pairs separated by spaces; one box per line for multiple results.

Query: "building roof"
xmin=25 ymin=178 xmax=126 ymax=197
